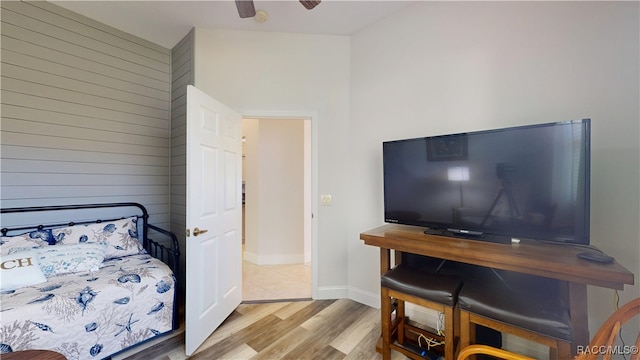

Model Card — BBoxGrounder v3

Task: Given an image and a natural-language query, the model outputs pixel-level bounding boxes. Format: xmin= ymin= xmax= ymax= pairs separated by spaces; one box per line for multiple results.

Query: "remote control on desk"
xmin=577 ymin=251 xmax=615 ymax=264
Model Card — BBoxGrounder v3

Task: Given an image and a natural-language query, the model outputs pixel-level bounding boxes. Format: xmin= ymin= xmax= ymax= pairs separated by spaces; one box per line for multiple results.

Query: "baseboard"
xmin=315 ymin=285 xmax=379 ymax=308
xmin=315 ymin=285 xmax=349 ymax=299
xmin=348 ymin=286 xmax=380 ymax=309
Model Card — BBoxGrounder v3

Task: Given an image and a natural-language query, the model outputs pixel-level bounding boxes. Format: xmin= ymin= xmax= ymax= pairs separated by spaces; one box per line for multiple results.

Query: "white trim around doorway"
xmin=240 ymin=110 xmax=319 ymax=300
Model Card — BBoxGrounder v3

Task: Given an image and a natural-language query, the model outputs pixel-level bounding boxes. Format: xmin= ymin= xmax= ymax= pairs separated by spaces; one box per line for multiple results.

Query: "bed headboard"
xmin=0 ymin=202 xmax=180 ymax=282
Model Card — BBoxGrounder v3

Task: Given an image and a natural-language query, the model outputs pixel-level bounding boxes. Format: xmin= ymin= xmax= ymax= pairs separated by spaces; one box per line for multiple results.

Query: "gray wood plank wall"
xmin=1 ymin=1 xmax=172 ymax=226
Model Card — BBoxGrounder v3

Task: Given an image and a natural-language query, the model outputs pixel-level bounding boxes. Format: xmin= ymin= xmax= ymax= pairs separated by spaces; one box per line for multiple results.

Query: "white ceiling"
xmin=52 ymin=0 xmax=416 ymax=49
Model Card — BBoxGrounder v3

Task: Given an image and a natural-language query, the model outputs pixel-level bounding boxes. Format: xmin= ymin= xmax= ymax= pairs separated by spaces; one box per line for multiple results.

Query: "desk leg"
xmin=378 ymin=249 xmax=391 ymax=356
xmin=380 ymin=248 xmax=391 ymax=275
xmin=568 ymin=282 xmax=589 ymax=355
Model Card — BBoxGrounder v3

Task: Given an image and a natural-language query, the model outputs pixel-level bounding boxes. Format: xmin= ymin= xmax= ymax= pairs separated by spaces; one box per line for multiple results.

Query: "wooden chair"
xmin=381 ymin=264 xmax=463 ymax=360
xmin=457 ymin=344 xmax=535 ymax=360
xmin=574 ymin=297 xmax=640 ymax=360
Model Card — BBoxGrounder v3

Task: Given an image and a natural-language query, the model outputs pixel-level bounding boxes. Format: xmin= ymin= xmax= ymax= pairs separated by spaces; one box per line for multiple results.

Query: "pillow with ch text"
xmin=51 ymin=217 xmax=143 ymax=259
xmin=0 ymin=251 xmax=47 ymax=291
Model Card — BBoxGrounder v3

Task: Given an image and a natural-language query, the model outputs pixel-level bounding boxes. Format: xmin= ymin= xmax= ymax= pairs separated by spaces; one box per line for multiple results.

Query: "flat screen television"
xmin=383 ymin=119 xmax=591 ymax=244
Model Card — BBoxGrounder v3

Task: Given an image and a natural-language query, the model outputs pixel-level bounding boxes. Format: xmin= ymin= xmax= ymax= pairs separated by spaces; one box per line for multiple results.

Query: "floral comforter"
xmin=0 ymin=254 xmax=175 ymax=359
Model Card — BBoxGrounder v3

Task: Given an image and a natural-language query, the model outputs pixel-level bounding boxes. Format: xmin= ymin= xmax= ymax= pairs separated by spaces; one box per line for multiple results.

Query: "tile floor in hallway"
xmin=242 ymin=259 xmax=312 ymax=302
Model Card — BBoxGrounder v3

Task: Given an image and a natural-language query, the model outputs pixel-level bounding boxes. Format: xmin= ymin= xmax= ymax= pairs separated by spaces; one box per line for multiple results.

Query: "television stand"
xmin=361 ymin=223 xmax=634 ymax=355
xmin=423 ymin=227 xmax=510 ymax=244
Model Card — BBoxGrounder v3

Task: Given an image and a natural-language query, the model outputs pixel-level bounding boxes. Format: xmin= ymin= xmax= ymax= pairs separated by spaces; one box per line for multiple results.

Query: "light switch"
xmin=320 ymin=194 xmax=332 ymax=206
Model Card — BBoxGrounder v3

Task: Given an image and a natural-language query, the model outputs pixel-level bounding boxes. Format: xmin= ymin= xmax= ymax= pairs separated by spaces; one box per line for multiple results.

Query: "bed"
xmin=0 ymin=203 xmax=180 ymax=360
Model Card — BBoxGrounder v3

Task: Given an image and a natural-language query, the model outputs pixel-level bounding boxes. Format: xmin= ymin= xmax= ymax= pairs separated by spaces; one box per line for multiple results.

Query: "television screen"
xmin=383 ymin=119 xmax=591 ymax=244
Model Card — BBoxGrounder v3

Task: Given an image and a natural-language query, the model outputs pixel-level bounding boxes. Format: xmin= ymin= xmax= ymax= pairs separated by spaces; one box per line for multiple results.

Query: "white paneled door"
xmin=185 ymin=85 xmax=243 ymax=356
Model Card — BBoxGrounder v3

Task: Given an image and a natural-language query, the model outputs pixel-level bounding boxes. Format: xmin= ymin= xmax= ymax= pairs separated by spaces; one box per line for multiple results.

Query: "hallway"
xmin=242 ymin=260 xmax=311 ymax=302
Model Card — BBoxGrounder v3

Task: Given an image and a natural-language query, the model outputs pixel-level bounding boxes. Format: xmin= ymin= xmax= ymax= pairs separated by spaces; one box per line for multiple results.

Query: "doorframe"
xmin=240 ymin=110 xmax=318 ymax=299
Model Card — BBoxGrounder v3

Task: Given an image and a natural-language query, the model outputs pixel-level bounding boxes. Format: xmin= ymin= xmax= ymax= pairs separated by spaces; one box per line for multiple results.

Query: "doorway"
xmin=241 ymin=115 xmax=314 ymax=302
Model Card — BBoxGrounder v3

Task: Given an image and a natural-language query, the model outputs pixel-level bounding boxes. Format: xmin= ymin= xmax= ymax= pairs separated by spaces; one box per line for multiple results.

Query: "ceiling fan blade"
xmin=299 ymin=0 xmax=321 ymax=10
xmin=235 ymin=0 xmax=256 ymax=18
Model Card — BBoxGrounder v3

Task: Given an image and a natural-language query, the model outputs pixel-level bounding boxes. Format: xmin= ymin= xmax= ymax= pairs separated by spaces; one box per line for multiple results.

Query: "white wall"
xmin=243 ymin=118 xmax=306 ymax=264
xmin=192 ymin=28 xmax=351 ymax=298
xmin=348 ymin=0 xmax=639 ymax=353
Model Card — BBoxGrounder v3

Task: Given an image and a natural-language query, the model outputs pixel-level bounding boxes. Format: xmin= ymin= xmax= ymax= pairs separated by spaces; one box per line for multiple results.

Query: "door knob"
xmin=193 ymin=227 xmax=209 ymax=236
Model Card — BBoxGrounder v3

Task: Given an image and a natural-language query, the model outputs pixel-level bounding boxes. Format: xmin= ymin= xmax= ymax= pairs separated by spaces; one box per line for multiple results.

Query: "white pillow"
xmin=0 ymin=251 xmax=47 ymax=291
xmin=35 ymin=242 xmax=108 ymax=277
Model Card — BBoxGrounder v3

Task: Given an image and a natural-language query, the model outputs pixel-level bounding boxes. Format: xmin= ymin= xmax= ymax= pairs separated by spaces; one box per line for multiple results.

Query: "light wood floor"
xmin=118 ymin=299 xmax=406 ymax=360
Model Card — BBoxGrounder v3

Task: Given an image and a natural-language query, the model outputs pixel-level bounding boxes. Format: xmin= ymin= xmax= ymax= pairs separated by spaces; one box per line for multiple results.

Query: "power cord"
xmin=615 ymin=290 xmax=629 ymax=360
xmin=418 ymin=333 xmax=444 ymax=351
xmin=416 ymin=312 xmax=446 ymax=351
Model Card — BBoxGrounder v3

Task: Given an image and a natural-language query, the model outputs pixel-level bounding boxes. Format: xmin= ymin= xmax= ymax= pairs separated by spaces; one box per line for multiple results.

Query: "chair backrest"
xmin=574 ymin=297 xmax=640 ymax=360
xmin=457 ymin=344 xmax=535 ymax=360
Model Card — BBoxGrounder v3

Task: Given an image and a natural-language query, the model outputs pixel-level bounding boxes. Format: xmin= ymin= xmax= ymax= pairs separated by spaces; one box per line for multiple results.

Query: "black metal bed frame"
xmin=0 ymin=202 xmax=181 ymax=331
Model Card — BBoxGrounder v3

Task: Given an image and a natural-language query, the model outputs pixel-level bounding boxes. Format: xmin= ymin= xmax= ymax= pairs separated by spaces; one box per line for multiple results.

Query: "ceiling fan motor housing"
xmin=235 ymin=0 xmax=321 ymax=19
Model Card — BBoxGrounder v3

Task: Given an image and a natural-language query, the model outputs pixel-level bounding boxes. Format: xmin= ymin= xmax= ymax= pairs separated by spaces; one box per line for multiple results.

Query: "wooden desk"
xmin=361 ymin=224 xmax=635 ymax=353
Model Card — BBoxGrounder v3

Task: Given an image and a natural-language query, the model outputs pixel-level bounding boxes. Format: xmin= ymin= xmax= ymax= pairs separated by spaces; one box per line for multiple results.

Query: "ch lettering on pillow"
xmin=1 ymin=256 xmax=35 ymax=270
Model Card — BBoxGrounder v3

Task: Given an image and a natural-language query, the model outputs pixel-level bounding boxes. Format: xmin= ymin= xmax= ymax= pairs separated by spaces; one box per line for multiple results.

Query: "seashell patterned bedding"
xmin=0 ymin=203 xmax=179 ymax=360
xmin=0 ymin=254 xmax=176 ymax=359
